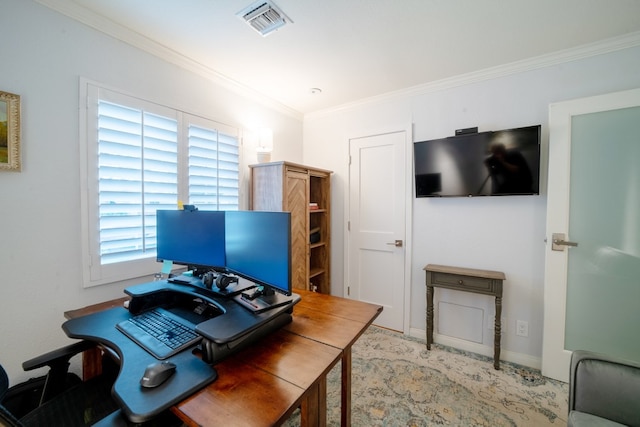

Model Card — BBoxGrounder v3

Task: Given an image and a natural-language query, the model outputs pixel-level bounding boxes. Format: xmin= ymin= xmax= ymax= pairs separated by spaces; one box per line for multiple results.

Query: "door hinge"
xmin=347 ymin=221 xmax=350 ymax=231
xmin=347 ymin=286 xmax=350 ymax=296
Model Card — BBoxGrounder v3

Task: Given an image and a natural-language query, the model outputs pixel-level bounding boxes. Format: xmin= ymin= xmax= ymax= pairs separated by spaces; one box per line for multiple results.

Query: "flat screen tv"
xmin=413 ymin=125 xmax=541 ymax=197
xmin=156 ymin=210 xmax=226 ymax=269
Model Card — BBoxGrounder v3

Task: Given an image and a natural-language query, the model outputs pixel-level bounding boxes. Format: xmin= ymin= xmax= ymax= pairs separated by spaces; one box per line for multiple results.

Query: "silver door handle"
xmin=386 ymin=240 xmax=403 ymax=248
xmin=552 ymin=233 xmax=578 ymax=251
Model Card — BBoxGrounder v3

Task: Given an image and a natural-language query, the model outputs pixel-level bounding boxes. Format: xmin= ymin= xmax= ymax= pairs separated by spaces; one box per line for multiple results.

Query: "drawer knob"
xmin=458 ymin=280 xmax=464 ymax=285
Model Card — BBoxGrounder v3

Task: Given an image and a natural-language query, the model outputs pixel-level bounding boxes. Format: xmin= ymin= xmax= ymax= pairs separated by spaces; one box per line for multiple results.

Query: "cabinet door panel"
xmin=286 ymin=171 xmax=309 ymax=290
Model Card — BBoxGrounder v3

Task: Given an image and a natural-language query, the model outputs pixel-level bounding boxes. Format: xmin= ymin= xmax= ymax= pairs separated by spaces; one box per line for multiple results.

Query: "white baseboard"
xmin=408 ymin=327 xmax=541 ymax=370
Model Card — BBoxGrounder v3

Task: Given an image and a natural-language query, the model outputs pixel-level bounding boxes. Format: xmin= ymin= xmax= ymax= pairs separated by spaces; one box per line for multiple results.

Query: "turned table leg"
xmin=426 ymin=285 xmax=434 ymax=350
xmin=494 ymin=295 xmax=502 ymax=370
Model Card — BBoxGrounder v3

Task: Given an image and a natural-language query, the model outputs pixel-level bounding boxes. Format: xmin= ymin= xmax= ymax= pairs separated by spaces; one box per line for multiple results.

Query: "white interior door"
xmin=347 ymin=130 xmax=408 ymax=332
xmin=542 ymin=88 xmax=640 ymax=382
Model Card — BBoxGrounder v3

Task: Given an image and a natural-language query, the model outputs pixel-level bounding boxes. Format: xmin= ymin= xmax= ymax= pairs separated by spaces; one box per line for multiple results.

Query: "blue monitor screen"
xmin=224 ymin=211 xmax=291 ymax=295
xmin=156 ymin=210 xmax=226 ymax=269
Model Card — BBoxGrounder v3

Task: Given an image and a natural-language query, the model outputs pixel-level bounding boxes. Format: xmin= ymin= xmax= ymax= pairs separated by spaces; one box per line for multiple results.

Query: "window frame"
xmin=79 ymin=79 xmax=241 ymax=287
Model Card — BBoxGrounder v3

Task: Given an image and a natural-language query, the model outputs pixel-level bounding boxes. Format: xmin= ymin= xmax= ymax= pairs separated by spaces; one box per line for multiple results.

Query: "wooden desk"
xmin=65 ymin=289 xmax=381 ymax=426
xmin=424 ymin=264 xmax=505 ymax=370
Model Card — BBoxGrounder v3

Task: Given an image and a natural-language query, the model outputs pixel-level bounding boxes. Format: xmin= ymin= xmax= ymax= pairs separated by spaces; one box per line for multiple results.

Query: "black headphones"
xmin=203 ymin=271 xmax=216 ymax=289
xmin=216 ymin=274 xmax=238 ymax=290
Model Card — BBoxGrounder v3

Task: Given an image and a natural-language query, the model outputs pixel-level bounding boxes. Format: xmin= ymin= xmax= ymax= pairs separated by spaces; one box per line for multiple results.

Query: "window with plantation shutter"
xmin=81 ymin=81 xmax=240 ymax=287
xmin=98 ymin=101 xmax=179 ymax=265
xmin=187 ymin=124 xmax=239 ymax=211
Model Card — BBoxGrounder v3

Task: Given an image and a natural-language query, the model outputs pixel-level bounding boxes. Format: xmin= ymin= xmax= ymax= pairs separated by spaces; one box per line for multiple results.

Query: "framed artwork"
xmin=0 ymin=90 xmax=21 ymax=172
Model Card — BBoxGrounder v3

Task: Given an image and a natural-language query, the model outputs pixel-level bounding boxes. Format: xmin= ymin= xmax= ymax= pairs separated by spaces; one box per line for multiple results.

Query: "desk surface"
xmin=66 ymin=289 xmax=382 ymax=427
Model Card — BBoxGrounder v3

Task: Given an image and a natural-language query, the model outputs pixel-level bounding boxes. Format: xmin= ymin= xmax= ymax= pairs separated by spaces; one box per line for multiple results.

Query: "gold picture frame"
xmin=0 ymin=90 xmax=21 ymax=172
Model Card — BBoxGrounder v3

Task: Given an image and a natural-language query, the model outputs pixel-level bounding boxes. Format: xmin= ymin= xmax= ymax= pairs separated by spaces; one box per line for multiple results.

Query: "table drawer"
xmin=431 ymin=272 xmax=494 ymax=292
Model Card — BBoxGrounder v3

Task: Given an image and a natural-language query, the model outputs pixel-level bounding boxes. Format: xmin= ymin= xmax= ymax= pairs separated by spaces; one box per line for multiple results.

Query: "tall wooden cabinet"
xmin=249 ymin=161 xmax=332 ymax=293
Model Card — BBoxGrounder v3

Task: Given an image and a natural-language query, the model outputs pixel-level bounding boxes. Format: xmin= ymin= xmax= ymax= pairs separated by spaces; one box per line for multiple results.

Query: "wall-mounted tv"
xmin=413 ymin=125 xmax=541 ymax=197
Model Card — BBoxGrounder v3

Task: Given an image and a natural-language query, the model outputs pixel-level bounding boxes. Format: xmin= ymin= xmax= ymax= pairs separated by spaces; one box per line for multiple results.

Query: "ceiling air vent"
xmin=237 ymin=0 xmax=293 ymax=37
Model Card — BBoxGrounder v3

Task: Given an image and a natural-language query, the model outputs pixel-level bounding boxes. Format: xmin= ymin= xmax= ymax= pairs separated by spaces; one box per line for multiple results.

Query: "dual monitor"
xmin=156 ymin=210 xmax=291 ymax=300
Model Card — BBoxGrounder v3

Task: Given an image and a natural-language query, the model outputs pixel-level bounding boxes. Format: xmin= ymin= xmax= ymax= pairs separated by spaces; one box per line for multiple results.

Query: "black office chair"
xmin=0 ymin=340 xmax=120 ymax=427
xmin=0 ymin=341 xmax=183 ymax=427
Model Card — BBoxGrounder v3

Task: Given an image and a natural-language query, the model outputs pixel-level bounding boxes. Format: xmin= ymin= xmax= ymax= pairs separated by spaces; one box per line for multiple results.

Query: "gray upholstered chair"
xmin=569 ymin=350 xmax=640 ymax=427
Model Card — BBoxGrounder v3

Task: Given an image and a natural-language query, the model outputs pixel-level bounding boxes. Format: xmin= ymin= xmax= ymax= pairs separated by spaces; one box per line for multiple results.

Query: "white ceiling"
xmin=39 ymin=0 xmax=640 ymax=116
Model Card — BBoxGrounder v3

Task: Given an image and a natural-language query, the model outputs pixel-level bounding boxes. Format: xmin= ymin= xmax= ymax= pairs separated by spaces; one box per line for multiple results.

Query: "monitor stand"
xmin=234 ymin=287 xmax=297 ymax=314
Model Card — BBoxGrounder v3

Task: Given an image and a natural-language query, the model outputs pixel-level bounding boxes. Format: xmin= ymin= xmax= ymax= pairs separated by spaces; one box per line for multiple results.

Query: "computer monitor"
xmin=225 ymin=211 xmax=294 ymax=312
xmin=156 ymin=210 xmax=226 ymax=270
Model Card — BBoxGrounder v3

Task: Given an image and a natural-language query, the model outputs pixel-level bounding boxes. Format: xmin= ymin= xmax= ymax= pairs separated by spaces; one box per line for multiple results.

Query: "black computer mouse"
xmin=140 ymin=361 xmax=176 ymax=388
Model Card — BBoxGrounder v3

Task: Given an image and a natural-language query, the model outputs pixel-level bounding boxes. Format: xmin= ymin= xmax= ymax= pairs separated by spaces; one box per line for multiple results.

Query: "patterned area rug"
xmin=284 ymin=326 xmax=568 ymax=426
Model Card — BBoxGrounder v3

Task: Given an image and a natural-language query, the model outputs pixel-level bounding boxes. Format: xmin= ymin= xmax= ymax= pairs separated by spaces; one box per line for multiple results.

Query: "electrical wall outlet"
xmin=516 ymin=320 xmax=529 ymax=337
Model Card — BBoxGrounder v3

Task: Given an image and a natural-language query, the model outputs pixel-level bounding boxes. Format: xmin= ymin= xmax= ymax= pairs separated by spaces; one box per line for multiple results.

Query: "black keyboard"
xmin=116 ymin=307 xmax=202 ymax=359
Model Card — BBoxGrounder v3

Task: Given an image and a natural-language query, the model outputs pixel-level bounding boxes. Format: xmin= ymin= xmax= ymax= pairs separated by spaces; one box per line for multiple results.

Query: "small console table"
xmin=424 ymin=264 xmax=505 ymax=370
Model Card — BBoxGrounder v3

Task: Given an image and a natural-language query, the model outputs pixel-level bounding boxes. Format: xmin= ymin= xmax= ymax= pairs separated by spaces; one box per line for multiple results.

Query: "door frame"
xmin=542 ymin=88 xmax=640 ymax=381
xmin=344 ymin=123 xmax=413 ymax=334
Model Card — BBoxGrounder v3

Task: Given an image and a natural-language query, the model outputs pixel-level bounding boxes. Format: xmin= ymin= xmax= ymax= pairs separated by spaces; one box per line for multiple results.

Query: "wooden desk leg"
xmin=426 ymin=285 xmax=434 ymax=350
xmin=82 ymin=347 xmax=103 ymax=381
xmin=301 ymin=382 xmax=319 ymax=427
xmin=301 ymin=375 xmax=326 ymax=427
xmin=319 ymin=375 xmax=327 ymax=427
xmin=341 ymin=348 xmax=352 ymax=427
xmin=494 ymin=296 xmax=502 ymax=370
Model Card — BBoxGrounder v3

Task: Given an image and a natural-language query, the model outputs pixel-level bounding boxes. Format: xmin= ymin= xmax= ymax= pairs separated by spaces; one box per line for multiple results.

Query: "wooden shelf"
xmin=249 ymin=161 xmax=332 ymax=293
xmin=309 ymin=267 xmax=325 ymax=278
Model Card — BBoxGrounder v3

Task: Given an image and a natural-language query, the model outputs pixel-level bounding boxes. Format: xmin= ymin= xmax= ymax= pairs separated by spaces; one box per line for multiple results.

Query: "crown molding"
xmin=307 ymin=31 xmax=640 ymax=119
xmin=35 ymin=0 xmax=304 ymax=121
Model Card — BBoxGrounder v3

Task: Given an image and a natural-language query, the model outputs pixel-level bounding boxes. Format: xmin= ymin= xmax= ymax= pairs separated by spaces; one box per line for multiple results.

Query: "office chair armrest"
xmin=22 ymin=340 xmax=96 ymax=372
xmin=21 ymin=340 xmax=98 ymax=404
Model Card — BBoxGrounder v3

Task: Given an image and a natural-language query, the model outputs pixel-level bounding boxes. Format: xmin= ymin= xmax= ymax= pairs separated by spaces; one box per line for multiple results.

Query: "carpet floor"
xmin=284 ymin=325 xmax=568 ymax=426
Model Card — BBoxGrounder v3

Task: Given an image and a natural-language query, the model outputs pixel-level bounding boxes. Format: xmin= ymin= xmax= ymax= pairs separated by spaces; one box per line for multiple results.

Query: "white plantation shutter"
xmin=188 ymin=124 xmax=239 ymax=211
xmin=81 ymin=81 xmax=240 ymax=287
xmin=98 ymin=101 xmax=178 ymax=264
xmin=217 ymin=131 xmax=240 ymax=210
